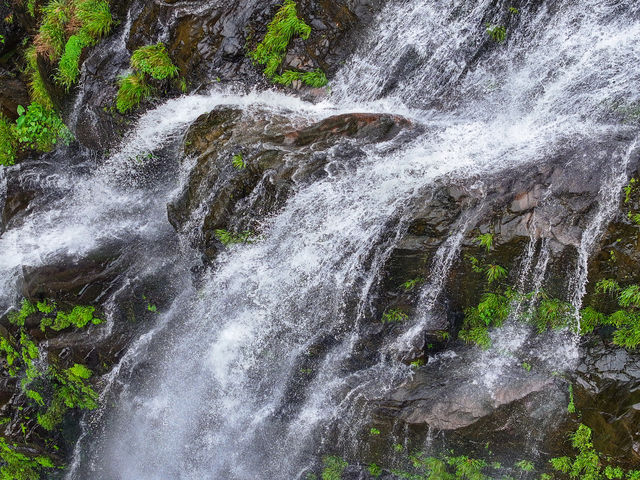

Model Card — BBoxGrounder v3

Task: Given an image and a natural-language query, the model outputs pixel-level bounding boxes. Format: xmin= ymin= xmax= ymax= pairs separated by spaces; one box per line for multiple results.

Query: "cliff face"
xmin=1 ymin=0 xmax=640 ymax=478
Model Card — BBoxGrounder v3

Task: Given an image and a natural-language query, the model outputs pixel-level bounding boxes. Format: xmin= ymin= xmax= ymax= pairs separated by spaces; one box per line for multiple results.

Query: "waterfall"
xmin=1 ymin=0 xmax=639 ymax=478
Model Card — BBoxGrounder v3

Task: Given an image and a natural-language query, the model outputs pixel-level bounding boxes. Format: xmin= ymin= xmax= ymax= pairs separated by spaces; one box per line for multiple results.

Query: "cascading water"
xmin=1 ymin=0 xmax=639 ymax=478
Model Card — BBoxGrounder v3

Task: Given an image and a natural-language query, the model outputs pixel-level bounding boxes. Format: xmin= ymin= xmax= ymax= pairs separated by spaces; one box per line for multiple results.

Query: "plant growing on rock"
xmin=486 ymin=24 xmax=507 ymax=43
xmin=14 ymin=104 xmax=73 ymax=152
xmin=116 ymin=72 xmax=155 ymax=114
xmin=0 ymin=114 xmax=17 ymax=166
xmin=0 ymin=437 xmax=54 ymax=480
xmin=381 ymin=308 xmax=408 ymax=324
xmin=322 ymin=456 xmax=347 ymax=480
xmin=476 ymin=233 xmax=494 ymax=252
xmin=249 ymin=0 xmax=328 ymax=87
xmin=215 ymin=229 xmax=254 ymax=246
xmin=130 ymin=43 xmax=179 ymax=80
xmin=550 ymin=424 xmax=640 ymax=480
xmin=232 ymin=153 xmax=246 ymax=170
xmin=116 ymin=43 xmax=180 ymax=114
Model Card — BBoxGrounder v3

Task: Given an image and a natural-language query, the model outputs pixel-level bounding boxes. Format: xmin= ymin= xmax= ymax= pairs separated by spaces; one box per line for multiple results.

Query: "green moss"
xmin=40 ymin=305 xmax=102 ymax=331
xmin=249 ymin=0 xmax=312 ymax=78
xmin=116 ymin=72 xmax=154 ymax=114
xmin=130 ymin=43 xmax=179 ymax=80
xmin=8 ymin=299 xmax=37 ymax=327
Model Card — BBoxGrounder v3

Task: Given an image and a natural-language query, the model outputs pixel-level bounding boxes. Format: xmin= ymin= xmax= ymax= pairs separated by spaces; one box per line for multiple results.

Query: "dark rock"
xmin=169 ymin=107 xmax=413 ymax=259
xmin=575 ymin=342 xmax=640 ymax=464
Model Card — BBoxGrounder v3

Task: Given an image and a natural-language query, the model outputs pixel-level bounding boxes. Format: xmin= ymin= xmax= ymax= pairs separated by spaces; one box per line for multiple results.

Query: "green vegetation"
xmin=9 ymin=298 xmax=102 ymax=332
xmin=249 ymin=0 xmax=328 ymax=87
xmin=232 ymin=153 xmax=246 ymax=170
xmin=215 ymin=229 xmax=254 ymax=246
xmin=550 ymin=424 xmax=640 ymax=480
xmin=369 ymin=427 xmax=381 ymax=435
xmin=368 ymin=463 xmax=382 ymax=477
xmin=56 ymin=32 xmax=91 ymax=90
xmin=522 ymin=362 xmax=532 ymax=372
xmin=476 ymin=233 xmax=494 ymax=252
xmin=0 ymin=298 xmax=102 ymax=474
xmin=322 ymin=456 xmax=347 ymax=480
xmin=35 ymin=0 xmax=71 ymax=61
xmin=400 ymin=278 xmax=423 ymax=291
xmin=273 ymin=69 xmax=328 ymax=88
xmin=116 ymin=43 xmax=180 ymax=114
xmin=485 ymin=264 xmax=507 ymax=284
xmin=116 ymin=72 xmax=154 ymax=114
xmin=24 ymin=46 xmax=54 ymax=110
xmin=486 ymin=24 xmax=507 ymax=43
xmin=0 ymin=437 xmax=54 ymax=480
xmin=381 ymin=308 xmax=408 ymax=324
xmin=516 ymin=460 xmax=534 ymax=472
xmin=582 ymin=280 xmax=640 ymax=348
xmin=0 ymin=115 xmax=17 ymax=166
xmin=249 ymin=0 xmax=310 ymax=77
xmin=509 ymin=6 xmax=520 ymax=14
xmin=567 ymin=384 xmax=576 ymax=413
xmin=15 ymin=103 xmax=72 ymax=152
xmin=130 ymin=43 xmax=179 ymax=80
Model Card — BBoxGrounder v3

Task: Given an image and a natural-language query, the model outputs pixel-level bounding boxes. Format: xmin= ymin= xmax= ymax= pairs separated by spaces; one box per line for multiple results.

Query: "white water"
xmin=0 ymin=0 xmax=638 ymax=478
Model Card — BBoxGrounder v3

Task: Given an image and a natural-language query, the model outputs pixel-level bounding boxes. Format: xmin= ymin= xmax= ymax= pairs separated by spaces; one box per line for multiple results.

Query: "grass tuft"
xmin=249 ymin=0 xmax=311 ymax=78
xmin=0 ymin=115 xmax=17 ymax=166
xmin=74 ymin=0 xmax=113 ymax=39
xmin=35 ymin=0 xmax=71 ymax=61
xmin=130 ymin=43 xmax=179 ymax=80
xmin=116 ymin=72 xmax=155 ymax=114
xmin=56 ymin=32 xmax=91 ymax=90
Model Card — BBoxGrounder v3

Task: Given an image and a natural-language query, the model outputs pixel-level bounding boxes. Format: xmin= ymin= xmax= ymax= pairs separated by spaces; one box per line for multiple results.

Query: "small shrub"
xmin=381 ymin=308 xmax=408 ymax=324
xmin=486 ymin=24 xmax=507 ymax=43
xmin=476 ymin=233 xmax=494 ymax=252
xmin=485 ymin=264 xmax=507 ymax=284
xmin=35 ymin=0 xmax=71 ymax=61
xmin=369 ymin=427 xmax=380 ymax=435
xmin=24 ymin=47 xmax=55 ymax=110
xmin=14 ymin=103 xmax=73 ymax=152
xmin=522 ymin=362 xmax=532 ymax=372
xmin=368 ymin=463 xmax=382 ymax=477
xmin=74 ymin=0 xmax=113 ymax=38
xmin=322 ymin=456 xmax=347 ymax=480
xmin=232 ymin=153 xmax=246 ymax=170
xmin=215 ymin=229 xmax=254 ymax=246
xmin=400 ymin=278 xmax=423 ymax=291
xmin=516 ymin=460 xmax=534 ymax=472
xmin=116 ymin=72 xmax=154 ymax=114
xmin=0 ymin=437 xmax=54 ymax=480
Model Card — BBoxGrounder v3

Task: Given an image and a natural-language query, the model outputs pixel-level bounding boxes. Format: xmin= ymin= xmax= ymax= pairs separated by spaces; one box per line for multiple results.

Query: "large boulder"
xmin=168 ymin=106 xmax=413 ymax=259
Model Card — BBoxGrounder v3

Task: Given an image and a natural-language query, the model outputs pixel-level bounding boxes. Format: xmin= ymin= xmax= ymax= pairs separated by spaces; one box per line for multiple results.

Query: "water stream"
xmin=1 ymin=0 xmax=640 ymax=478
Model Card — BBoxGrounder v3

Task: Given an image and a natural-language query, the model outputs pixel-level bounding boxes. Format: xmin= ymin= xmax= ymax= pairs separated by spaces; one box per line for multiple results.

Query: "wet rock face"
xmin=168 ymin=106 xmax=413 ymax=259
xmin=72 ymin=0 xmax=388 ymax=148
xmin=575 ymin=342 xmax=640 ymax=463
xmin=378 ymin=351 xmax=560 ymax=431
